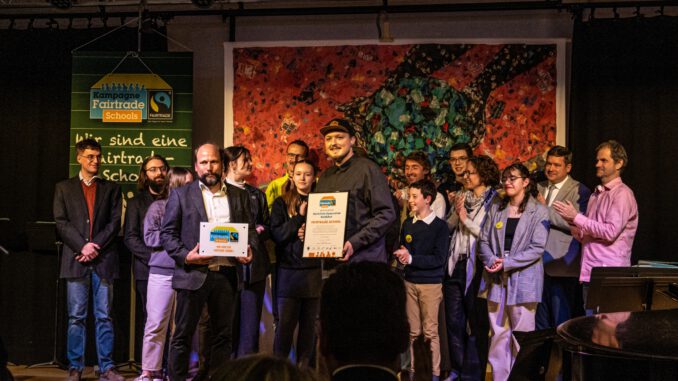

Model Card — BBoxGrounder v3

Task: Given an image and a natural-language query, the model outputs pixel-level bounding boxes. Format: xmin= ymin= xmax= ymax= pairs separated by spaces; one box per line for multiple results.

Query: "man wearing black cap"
xmin=315 ymin=118 xmax=396 ymax=263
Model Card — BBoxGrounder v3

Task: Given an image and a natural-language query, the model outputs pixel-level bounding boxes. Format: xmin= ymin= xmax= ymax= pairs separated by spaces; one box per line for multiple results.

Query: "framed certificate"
xmin=303 ymin=192 xmax=349 ymax=259
xmin=199 ymin=222 xmax=248 ymax=257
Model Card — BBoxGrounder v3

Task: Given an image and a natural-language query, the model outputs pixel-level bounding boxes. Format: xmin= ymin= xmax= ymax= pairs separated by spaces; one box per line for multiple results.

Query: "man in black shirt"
xmin=315 ymin=118 xmax=396 ymax=263
xmin=124 ymin=154 xmax=169 ymax=330
xmin=438 ymin=143 xmax=473 ymax=215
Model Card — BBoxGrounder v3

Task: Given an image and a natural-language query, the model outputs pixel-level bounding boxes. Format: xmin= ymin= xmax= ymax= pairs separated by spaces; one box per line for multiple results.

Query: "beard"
xmin=148 ymin=178 xmax=166 ymax=194
xmin=200 ymin=172 xmax=221 ymax=186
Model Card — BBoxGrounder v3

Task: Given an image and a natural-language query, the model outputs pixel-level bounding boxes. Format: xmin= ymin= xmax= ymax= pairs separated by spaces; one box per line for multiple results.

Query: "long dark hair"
xmin=281 ymin=160 xmax=317 ymax=217
xmin=223 ymin=145 xmax=252 ymax=174
xmin=499 ymin=163 xmax=538 ymax=213
xmin=137 ymin=154 xmax=170 ymax=192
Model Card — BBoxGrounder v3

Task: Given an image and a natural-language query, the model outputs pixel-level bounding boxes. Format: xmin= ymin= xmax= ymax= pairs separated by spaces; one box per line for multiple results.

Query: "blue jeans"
xmin=66 ymin=271 xmax=115 ymax=372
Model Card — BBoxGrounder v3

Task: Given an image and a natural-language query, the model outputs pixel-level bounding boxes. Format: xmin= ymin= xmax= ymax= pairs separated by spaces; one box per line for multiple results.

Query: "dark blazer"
xmin=53 ymin=176 xmax=122 ymax=281
xmin=160 ymin=181 xmax=258 ymax=291
xmin=243 ymin=183 xmax=271 ymax=284
xmin=123 ymin=189 xmax=155 ymax=281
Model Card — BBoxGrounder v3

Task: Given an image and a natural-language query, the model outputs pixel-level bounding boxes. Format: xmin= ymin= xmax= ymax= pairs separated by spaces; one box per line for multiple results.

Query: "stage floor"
xmin=7 ymin=365 xmax=139 ymax=381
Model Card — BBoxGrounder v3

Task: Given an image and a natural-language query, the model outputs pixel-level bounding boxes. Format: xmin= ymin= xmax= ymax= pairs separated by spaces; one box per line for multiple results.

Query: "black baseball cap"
xmin=320 ymin=118 xmax=355 ymax=136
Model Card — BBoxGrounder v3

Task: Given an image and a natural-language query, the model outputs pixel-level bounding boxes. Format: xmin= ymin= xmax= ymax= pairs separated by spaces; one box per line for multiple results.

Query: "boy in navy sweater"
xmin=394 ymin=179 xmax=450 ymax=381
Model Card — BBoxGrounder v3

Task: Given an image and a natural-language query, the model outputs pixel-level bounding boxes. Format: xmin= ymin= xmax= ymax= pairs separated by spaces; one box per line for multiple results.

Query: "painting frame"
xmin=224 ymin=38 xmax=567 ymax=187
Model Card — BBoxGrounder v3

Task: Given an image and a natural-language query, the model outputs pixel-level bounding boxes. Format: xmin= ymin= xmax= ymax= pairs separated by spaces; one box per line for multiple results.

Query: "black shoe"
xmin=99 ymin=368 xmax=125 ymax=381
xmin=66 ymin=368 xmax=82 ymax=381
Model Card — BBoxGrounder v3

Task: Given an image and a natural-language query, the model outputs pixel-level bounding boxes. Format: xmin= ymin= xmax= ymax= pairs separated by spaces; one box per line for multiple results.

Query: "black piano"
xmin=557 ymin=309 xmax=678 ymax=380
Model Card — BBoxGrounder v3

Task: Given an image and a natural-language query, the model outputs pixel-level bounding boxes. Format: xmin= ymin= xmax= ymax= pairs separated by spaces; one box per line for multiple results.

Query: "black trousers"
xmin=535 ymin=274 xmax=583 ymax=330
xmin=234 ymin=279 xmax=267 ymax=357
xmin=169 ymin=268 xmax=237 ymax=381
xmin=442 ymin=258 xmax=488 ymax=381
xmin=273 ymin=296 xmax=320 ymax=366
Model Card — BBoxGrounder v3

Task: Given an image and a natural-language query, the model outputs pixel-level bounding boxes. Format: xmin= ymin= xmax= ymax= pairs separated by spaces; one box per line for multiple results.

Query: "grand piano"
xmin=556 ymin=265 xmax=678 ymax=380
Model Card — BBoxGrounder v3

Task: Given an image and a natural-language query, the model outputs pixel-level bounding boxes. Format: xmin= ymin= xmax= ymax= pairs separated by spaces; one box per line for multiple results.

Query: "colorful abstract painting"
xmin=225 ymin=41 xmax=564 ymax=188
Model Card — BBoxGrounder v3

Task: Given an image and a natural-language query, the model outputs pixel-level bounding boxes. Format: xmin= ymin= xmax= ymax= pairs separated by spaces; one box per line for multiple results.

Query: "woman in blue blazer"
xmin=478 ymin=163 xmax=549 ymax=381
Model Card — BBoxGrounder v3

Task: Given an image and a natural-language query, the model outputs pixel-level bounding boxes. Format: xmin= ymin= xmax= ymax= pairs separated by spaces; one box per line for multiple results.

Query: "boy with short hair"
xmin=394 ymin=179 xmax=450 ymax=381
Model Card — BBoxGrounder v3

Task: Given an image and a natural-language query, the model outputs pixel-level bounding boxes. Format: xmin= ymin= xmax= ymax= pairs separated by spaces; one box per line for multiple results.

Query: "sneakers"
xmin=99 ymin=368 xmax=125 ymax=381
xmin=67 ymin=368 xmax=82 ymax=381
xmin=134 ymin=372 xmax=165 ymax=381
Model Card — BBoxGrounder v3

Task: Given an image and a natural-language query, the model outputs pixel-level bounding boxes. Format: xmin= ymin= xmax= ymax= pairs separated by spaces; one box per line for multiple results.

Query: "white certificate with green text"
xmin=303 ymin=192 xmax=348 ymax=259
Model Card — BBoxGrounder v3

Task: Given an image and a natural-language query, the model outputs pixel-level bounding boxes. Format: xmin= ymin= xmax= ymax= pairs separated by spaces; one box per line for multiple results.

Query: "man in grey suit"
xmin=535 ymin=146 xmax=591 ymax=329
xmin=53 ymin=138 xmax=124 ymax=381
xmin=160 ymin=143 xmax=253 ymax=381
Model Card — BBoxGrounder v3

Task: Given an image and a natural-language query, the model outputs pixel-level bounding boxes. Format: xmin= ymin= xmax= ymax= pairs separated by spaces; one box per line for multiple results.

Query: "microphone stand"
xmin=28 ymin=241 xmax=66 ymax=369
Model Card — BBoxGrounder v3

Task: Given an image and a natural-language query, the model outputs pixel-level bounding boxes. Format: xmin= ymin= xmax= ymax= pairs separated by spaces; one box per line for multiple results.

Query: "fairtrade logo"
xmin=495 ymin=221 xmax=503 ymax=229
xmin=405 ymin=234 xmax=413 ymax=243
xmin=209 ymin=226 xmax=239 ymax=243
xmin=319 ymin=196 xmax=336 ymax=208
xmin=151 ymin=91 xmax=172 ymax=113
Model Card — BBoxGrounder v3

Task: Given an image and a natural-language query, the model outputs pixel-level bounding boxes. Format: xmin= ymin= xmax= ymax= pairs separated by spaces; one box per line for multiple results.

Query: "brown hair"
xmin=596 ymin=140 xmax=628 ymax=172
xmin=166 ymin=167 xmax=193 ymax=198
xmin=281 ymin=160 xmax=316 ymax=217
xmin=468 ymin=155 xmax=500 ymax=188
xmin=137 ymin=154 xmax=170 ymax=192
xmin=499 ymin=163 xmax=537 ymax=213
xmin=405 ymin=151 xmax=432 ymax=173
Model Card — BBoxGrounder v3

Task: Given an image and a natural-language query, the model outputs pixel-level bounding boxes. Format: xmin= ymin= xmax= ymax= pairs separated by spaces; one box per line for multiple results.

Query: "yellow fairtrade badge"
xmin=405 ymin=234 xmax=413 ymax=243
xmin=495 ymin=221 xmax=503 ymax=229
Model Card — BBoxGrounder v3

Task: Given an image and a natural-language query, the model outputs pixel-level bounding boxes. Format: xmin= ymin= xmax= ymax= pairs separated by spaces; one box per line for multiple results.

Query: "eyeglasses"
xmin=79 ymin=154 xmax=101 ymax=162
xmin=449 ymin=156 xmax=469 ymax=163
xmin=462 ymin=171 xmax=478 ymax=177
xmin=145 ymin=166 xmax=168 ymax=173
xmin=501 ymin=175 xmax=525 ymax=183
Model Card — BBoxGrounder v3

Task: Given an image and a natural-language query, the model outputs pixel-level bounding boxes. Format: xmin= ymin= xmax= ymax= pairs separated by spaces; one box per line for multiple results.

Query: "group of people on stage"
xmin=53 ymin=115 xmax=638 ymax=381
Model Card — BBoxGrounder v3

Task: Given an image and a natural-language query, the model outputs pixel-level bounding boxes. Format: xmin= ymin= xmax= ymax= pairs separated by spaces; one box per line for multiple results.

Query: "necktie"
xmin=545 ymin=184 xmax=556 ymax=206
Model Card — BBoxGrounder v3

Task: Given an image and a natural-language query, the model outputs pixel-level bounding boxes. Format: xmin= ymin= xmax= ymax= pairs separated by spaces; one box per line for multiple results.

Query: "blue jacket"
xmin=478 ymin=197 xmax=549 ymax=305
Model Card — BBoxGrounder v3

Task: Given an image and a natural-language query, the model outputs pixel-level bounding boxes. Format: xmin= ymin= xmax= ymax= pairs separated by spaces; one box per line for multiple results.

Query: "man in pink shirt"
xmin=553 ymin=140 xmax=638 ymax=310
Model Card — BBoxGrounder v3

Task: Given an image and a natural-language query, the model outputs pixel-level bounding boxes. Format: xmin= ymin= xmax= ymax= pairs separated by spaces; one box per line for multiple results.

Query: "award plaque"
xmin=199 ymin=222 xmax=248 ymax=257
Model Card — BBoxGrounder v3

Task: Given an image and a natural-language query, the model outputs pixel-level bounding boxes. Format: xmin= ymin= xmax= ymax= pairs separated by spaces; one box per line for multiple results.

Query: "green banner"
xmin=71 ymin=51 xmax=193 ymax=200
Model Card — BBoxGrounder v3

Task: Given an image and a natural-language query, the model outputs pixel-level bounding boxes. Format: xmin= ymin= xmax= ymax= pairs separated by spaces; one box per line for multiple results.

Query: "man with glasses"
xmin=535 ymin=146 xmax=590 ymax=329
xmin=439 ymin=143 xmax=473 ymax=215
xmin=53 ymin=138 xmax=124 ymax=381
xmin=265 ymin=140 xmax=309 ymax=212
xmin=124 ymin=154 xmax=170 ymax=347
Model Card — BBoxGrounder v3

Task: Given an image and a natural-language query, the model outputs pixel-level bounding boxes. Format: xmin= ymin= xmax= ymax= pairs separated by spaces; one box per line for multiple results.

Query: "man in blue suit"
xmin=160 ymin=143 xmax=253 ymax=381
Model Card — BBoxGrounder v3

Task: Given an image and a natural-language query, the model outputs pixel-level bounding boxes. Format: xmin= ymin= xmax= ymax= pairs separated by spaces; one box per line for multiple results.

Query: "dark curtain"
xmin=569 ymin=16 xmax=678 ymax=263
xmin=0 ymin=27 xmax=166 ymax=364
